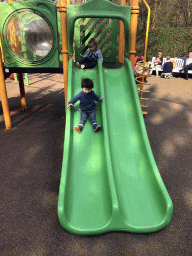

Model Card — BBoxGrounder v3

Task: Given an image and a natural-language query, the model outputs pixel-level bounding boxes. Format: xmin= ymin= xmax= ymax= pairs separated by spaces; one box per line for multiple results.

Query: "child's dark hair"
xmin=88 ymin=38 xmax=98 ymax=48
xmin=81 ymin=78 xmax=94 ymax=89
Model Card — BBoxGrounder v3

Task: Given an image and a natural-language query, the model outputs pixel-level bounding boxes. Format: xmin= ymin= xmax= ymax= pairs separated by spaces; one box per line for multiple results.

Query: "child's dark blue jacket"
xmin=68 ymin=90 xmax=100 ymax=111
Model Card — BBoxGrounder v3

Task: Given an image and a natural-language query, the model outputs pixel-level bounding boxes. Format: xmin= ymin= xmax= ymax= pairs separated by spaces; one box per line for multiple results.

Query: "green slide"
xmin=58 ymin=58 xmax=173 ymax=235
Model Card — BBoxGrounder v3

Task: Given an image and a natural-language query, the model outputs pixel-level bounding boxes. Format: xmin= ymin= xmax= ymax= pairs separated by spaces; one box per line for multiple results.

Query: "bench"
xmin=172 ymin=58 xmax=192 ymax=74
xmin=150 ymin=57 xmax=192 ymax=74
xmin=172 ymin=58 xmax=184 ymax=73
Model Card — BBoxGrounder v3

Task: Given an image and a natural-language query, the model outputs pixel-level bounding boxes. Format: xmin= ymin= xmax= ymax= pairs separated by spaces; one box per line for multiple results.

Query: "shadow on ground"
xmin=1 ymin=75 xmax=192 ymax=256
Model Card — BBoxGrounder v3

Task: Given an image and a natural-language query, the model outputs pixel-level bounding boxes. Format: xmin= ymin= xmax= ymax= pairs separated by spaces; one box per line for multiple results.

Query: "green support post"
xmin=24 ymin=73 xmax=29 ymax=86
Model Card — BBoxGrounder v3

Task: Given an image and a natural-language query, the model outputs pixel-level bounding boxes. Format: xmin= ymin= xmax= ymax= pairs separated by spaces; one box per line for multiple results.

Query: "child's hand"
xmin=67 ymin=103 xmax=74 ymax=109
xmin=99 ymin=97 xmax=104 ymax=100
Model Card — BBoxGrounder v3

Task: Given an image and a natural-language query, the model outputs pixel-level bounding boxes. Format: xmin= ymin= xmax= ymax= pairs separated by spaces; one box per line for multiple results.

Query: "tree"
xmin=176 ymin=0 xmax=192 ymax=27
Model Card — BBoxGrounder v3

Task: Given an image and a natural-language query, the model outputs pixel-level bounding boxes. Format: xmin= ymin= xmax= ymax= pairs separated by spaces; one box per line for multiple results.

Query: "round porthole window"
xmin=5 ymin=10 xmax=54 ymax=63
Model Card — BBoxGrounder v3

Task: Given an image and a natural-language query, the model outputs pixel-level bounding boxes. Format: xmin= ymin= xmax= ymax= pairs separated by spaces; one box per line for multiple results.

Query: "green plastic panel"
xmin=57 ymin=12 xmax=63 ymax=62
xmin=57 ymin=58 xmax=173 ymax=235
xmin=0 ymin=0 xmax=59 ymax=68
xmin=67 ymin=0 xmax=131 ymax=57
xmin=74 ymin=18 xmax=118 ymax=62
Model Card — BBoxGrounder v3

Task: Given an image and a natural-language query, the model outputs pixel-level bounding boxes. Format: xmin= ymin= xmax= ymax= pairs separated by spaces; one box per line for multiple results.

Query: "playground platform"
xmin=1 ymin=74 xmax=192 ymax=255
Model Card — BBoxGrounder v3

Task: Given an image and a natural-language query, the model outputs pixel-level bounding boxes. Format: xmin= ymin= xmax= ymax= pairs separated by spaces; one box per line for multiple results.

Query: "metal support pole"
xmin=57 ymin=0 xmax=70 ymax=111
xmin=25 ymin=73 xmax=29 ymax=86
xmin=142 ymin=0 xmax=150 ymax=63
xmin=14 ymin=73 xmax=18 ymax=81
xmin=139 ymin=0 xmax=151 ymax=115
xmin=118 ymin=0 xmax=126 ymax=64
xmin=17 ymin=73 xmax=27 ymax=111
xmin=129 ymin=0 xmax=139 ymax=69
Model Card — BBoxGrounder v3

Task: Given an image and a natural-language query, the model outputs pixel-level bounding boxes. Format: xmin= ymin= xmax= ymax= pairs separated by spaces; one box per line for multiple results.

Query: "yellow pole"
xmin=129 ymin=0 xmax=139 ymax=69
xmin=142 ymin=0 xmax=150 ymax=63
xmin=0 ymin=36 xmax=4 ymax=62
xmin=0 ymin=47 xmax=12 ymax=129
xmin=0 ymin=1 xmax=12 ymax=129
xmin=118 ymin=0 xmax=126 ymax=64
xmin=57 ymin=0 xmax=70 ymax=111
xmin=139 ymin=0 xmax=150 ymax=112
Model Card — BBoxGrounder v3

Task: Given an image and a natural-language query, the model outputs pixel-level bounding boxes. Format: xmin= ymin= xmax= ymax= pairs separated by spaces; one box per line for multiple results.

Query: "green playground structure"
xmin=57 ymin=0 xmax=173 ymax=235
xmin=0 ymin=0 xmax=173 ymax=235
xmin=58 ymin=58 xmax=173 ymax=235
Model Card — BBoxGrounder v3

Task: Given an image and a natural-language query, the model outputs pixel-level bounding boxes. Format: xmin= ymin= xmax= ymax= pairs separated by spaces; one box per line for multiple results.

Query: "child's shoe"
xmin=74 ymin=124 xmax=83 ymax=133
xmin=81 ymin=64 xmax=85 ymax=69
xmin=75 ymin=62 xmax=85 ymax=69
xmin=75 ymin=62 xmax=81 ymax=68
xmin=93 ymin=123 xmax=101 ymax=132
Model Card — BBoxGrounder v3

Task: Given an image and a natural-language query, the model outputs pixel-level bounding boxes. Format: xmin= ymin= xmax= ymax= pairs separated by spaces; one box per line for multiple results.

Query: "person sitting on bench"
xmin=150 ymin=51 xmax=163 ymax=77
xmin=181 ymin=52 xmax=192 ymax=80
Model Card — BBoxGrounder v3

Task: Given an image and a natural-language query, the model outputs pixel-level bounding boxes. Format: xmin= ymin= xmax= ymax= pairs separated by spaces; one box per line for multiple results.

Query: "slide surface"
xmin=58 ymin=58 xmax=173 ymax=235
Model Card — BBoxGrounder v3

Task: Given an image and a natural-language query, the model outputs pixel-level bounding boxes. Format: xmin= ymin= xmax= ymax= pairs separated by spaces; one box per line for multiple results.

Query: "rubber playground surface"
xmin=1 ymin=73 xmax=192 ymax=255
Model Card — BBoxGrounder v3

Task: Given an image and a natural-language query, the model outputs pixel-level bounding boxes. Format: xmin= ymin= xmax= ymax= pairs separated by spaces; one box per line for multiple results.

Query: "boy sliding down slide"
xmin=67 ymin=78 xmax=104 ymax=133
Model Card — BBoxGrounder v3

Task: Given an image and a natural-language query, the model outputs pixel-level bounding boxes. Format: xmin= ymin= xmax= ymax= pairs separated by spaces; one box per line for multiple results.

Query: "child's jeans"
xmin=80 ymin=57 xmax=97 ymax=69
xmin=79 ymin=109 xmax=97 ymax=126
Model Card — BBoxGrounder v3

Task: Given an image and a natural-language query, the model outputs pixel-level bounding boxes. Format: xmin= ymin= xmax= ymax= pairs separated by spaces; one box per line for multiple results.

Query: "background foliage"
xmin=136 ymin=27 xmax=192 ymax=59
xmin=56 ymin=0 xmax=192 ymax=60
xmin=136 ymin=0 xmax=192 ymax=59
